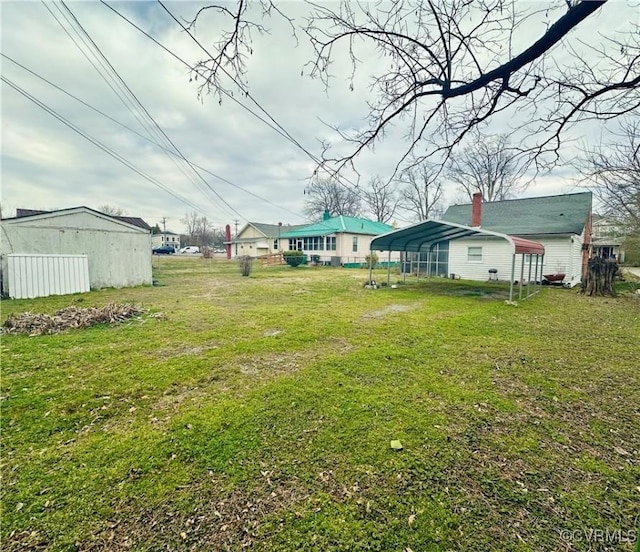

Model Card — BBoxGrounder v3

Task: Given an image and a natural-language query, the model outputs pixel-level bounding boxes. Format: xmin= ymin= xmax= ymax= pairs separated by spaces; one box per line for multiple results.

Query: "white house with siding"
xmin=228 ymin=222 xmax=305 ymax=257
xmin=1 ymin=207 xmax=153 ymax=298
xmin=152 ymin=231 xmax=181 ymax=251
xmin=442 ymin=192 xmax=592 ymax=287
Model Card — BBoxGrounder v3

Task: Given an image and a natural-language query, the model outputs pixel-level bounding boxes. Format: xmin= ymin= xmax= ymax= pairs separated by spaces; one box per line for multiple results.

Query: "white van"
xmin=179 ymin=246 xmax=200 ymax=254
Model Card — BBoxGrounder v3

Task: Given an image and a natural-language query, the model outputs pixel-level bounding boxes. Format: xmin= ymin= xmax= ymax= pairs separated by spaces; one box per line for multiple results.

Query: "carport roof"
xmin=370 ymin=220 xmax=544 ymax=255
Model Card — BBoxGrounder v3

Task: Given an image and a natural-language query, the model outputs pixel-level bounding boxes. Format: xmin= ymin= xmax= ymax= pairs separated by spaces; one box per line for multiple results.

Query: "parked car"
xmin=178 ymin=246 xmax=200 ymax=254
xmin=152 ymin=246 xmax=175 ymax=255
xmin=214 ymin=248 xmax=226 ymax=254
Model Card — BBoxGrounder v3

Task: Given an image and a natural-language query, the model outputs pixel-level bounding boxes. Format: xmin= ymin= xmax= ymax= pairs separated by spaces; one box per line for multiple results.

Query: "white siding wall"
xmin=7 ymin=254 xmax=90 ymax=299
xmin=449 ymin=234 xmax=582 ymax=285
xmin=1 ymin=211 xmax=152 ymax=290
xmin=449 ymin=238 xmax=515 ymax=281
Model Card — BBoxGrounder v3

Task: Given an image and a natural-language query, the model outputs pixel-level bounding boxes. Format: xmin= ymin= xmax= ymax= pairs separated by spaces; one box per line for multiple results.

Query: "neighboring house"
xmin=440 ymin=192 xmax=592 ymax=286
xmin=1 ymin=206 xmax=152 ymax=298
xmin=279 ymin=211 xmax=396 ymax=265
xmin=591 ymin=214 xmax=625 ymax=262
xmin=228 ymin=222 xmax=305 ymax=257
xmin=152 ymin=231 xmax=181 ymax=251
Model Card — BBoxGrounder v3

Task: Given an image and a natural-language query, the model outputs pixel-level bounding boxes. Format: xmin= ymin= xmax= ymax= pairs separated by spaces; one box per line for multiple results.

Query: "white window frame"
xmin=467 ymin=246 xmax=483 ymax=262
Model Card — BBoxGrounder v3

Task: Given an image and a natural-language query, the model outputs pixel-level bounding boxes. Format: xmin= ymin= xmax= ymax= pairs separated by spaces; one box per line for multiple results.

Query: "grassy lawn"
xmin=2 ymin=258 xmax=639 ymax=551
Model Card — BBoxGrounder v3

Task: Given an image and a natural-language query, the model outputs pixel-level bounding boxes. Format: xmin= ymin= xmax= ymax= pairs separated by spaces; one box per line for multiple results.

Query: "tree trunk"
xmin=581 ymin=258 xmax=618 ymax=297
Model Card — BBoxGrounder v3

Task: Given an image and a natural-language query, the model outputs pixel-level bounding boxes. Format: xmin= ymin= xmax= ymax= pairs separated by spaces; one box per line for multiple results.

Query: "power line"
xmin=0 ymin=51 xmax=304 ymax=221
xmin=49 ymin=0 xmax=247 ymax=222
xmin=1 ymin=74 xmax=208 ymax=217
xmin=102 ymin=1 xmax=383 ymax=215
xmin=155 ymin=1 xmax=414 ymax=225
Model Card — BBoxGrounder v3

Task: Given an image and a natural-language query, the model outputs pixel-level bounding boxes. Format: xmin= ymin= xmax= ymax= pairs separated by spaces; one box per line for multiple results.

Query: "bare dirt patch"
xmin=361 ymin=303 xmax=418 ymax=320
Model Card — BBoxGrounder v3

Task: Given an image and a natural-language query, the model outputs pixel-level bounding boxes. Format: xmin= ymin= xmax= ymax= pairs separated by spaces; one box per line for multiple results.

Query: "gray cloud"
xmin=1 ymin=1 xmax=635 ymax=231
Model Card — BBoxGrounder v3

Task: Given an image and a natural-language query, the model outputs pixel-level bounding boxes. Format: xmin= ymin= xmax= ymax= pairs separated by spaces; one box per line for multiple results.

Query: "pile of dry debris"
xmin=1 ymin=303 xmax=145 ymax=336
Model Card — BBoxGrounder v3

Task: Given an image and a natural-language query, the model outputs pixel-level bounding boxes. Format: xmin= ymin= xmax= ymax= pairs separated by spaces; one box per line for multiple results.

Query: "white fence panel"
xmin=7 ymin=254 xmax=90 ymax=299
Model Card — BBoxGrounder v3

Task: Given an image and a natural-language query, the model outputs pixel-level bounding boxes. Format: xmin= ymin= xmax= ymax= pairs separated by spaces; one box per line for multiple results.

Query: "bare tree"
xmin=303 ymin=178 xmax=361 ymax=220
xmin=398 ymin=164 xmax=444 ymax=221
xmin=362 ymin=176 xmax=399 ymax=223
xmin=579 ymin=120 xmax=640 ymax=234
xmin=181 ymin=212 xmax=200 ymax=237
xmin=188 ymin=1 xmax=639 ymax=176
xmin=99 ymin=205 xmax=125 ymax=216
xmin=198 ymin=216 xmax=213 ymax=247
xmin=447 ymin=134 xmax=527 ymax=202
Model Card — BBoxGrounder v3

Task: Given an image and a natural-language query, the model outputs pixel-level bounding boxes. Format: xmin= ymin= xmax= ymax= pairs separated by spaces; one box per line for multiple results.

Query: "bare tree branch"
xmin=398 ymin=164 xmax=444 ymax=221
xmin=447 ymin=132 xmax=529 ymax=201
xmin=188 ymin=0 xmax=638 ymax=178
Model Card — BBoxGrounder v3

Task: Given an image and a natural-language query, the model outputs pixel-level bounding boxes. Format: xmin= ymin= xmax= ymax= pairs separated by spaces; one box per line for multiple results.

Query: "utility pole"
xmin=161 ymin=217 xmax=167 ymax=234
xmin=234 ymin=219 xmax=239 ymax=237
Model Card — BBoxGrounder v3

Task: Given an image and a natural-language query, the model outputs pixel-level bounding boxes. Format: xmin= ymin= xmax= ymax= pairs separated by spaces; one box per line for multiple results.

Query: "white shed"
xmin=1 ymin=207 xmax=152 ymax=297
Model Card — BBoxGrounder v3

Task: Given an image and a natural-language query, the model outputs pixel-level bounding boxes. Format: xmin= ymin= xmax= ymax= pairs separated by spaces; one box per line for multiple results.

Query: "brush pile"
xmin=1 ymin=303 xmax=145 ymax=336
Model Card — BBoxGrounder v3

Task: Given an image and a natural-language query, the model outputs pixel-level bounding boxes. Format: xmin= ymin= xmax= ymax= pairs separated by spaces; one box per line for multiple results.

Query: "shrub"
xmin=365 ymin=252 xmax=379 ymax=268
xmin=283 ymin=250 xmax=304 ymax=267
xmin=238 ymin=255 xmax=253 ymax=277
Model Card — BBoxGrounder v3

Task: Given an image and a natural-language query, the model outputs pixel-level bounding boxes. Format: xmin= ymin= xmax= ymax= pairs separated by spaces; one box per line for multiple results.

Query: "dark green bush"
xmin=283 ymin=250 xmax=304 ymax=267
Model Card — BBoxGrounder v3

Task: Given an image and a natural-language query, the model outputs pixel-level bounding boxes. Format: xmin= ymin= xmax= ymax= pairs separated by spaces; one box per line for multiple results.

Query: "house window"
xmin=326 ymin=237 xmax=336 ymax=251
xmin=288 ymin=239 xmax=297 ymax=250
xmin=273 ymin=239 xmax=278 ymax=250
xmin=467 ymin=246 xmax=483 ymax=262
xmin=352 ymin=236 xmax=358 ymax=252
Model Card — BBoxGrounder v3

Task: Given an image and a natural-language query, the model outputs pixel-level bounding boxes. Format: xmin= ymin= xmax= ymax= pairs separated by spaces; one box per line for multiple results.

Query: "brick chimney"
xmin=471 ymin=192 xmax=483 ymax=227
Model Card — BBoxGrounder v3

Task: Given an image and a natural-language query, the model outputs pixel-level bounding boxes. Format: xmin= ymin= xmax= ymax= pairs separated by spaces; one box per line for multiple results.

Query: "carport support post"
xmin=509 ymin=254 xmax=515 ymax=302
xmin=403 ymin=252 xmax=407 ymax=283
xmin=387 ymin=250 xmax=392 ymax=286
xmin=519 ymin=254 xmax=525 ymax=300
xmin=527 ymin=255 xmax=533 ymax=297
xmin=368 ymin=249 xmax=374 ymax=284
xmin=534 ymin=254 xmax=540 ymax=295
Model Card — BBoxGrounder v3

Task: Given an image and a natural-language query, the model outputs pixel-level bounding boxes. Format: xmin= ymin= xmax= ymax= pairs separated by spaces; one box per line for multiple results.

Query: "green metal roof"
xmin=442 ymin=192 xmax=592 ymax=235
xmin=279 ymin=216 xmax=393 ymax=238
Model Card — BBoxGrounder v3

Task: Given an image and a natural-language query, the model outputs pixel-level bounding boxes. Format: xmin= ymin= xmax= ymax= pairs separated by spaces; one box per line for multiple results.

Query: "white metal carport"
xmin=369 ymin=220 xmax=546 ymax=301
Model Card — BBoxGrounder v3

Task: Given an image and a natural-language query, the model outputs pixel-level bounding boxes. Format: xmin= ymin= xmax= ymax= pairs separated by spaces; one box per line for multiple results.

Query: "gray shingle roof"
xmin=442 ymin=192 xmax=592 ymax=235
xmin=248 ymin=222 xmax=306 ymax=237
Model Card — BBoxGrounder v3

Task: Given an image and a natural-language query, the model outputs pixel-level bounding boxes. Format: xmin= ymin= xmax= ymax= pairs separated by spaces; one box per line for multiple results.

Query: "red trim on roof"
xmin=511 ymin=236 xmax=545 ymax=255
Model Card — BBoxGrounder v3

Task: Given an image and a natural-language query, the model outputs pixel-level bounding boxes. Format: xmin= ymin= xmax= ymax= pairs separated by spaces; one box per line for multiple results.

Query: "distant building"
xmin=591 ymin=214 xmax=625 ymax=262
xmin=151 ymin=231 xmax=181 ymax=251
xmin=228 ymin=222 xmax=305 ymax=257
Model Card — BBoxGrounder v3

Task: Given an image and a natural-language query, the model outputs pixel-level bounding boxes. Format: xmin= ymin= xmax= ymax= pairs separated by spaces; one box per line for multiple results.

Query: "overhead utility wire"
xmin=103 ymin=0 xmax=412 ymax=225
xmin=41 ymin=0 xmax=224 ymax=217
xmin=0 ymin=52 xmax=301 ymax=219
xmin=52 ymin=0 xmax=247 ymax=222
xmin=52 ymin=0 xmax=229 ymax=218
xmin=104 ymin=1 xmax=374 ymax=211
xmin=1 ymin=75 xmax=209 ymax=216
xmin=156 ymin=1 xmax=413 ymax=225
xmin=49 ymin=0 xmax=226 ymax=217
xmin=99 ymin=0 xmax=301 ymax=148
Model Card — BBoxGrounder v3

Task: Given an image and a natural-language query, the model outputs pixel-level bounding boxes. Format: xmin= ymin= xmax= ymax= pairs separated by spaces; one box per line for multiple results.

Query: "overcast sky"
xmin=1 ymin=1 xmax=636 ymax=233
